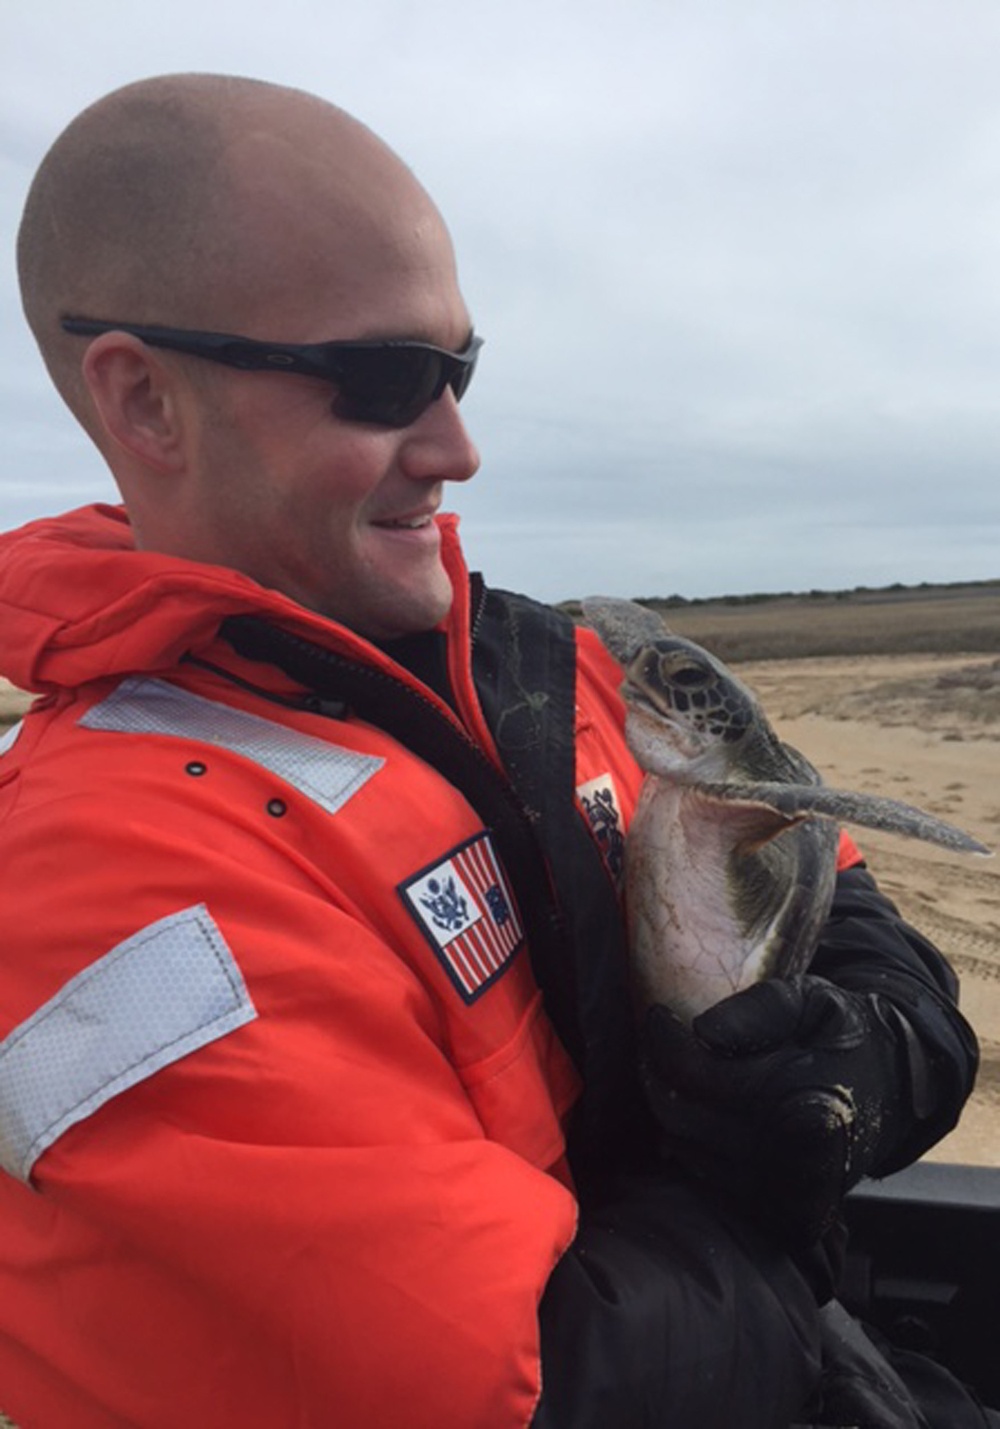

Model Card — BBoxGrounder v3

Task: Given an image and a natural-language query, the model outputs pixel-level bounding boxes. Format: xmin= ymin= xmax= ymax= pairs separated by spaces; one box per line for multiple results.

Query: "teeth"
xmin=382 ymin=516 xmax=429 ymax=528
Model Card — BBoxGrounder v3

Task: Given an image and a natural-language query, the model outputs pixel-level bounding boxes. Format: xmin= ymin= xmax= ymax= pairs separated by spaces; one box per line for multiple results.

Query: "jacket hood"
xmin=0 ymin=503 xmax=467 ymax=694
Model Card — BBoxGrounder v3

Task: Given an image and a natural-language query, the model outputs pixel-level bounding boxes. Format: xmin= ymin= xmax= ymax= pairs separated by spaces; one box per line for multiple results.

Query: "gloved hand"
xmin=641 ymin=973 xmax=940 ymax=1250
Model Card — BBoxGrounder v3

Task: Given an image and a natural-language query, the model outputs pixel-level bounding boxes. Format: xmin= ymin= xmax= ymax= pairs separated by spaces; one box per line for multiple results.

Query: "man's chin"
xmin=327 ymin=578 xmax=454 ymax=643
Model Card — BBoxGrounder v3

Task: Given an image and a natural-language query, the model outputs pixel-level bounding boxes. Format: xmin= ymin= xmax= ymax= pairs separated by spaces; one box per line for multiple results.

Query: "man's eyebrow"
xmin=353 ymin=323 xmax=477 ymax=349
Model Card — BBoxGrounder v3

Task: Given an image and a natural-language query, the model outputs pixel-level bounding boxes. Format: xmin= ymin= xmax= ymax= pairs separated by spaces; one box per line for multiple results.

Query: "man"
xmin=0 ymin=74 xmax=985 ymax=1427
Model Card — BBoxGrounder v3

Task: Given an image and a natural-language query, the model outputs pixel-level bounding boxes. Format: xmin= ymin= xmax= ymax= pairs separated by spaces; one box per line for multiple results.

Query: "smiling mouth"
xmin=373 ymin=514 xmax=435 ymax=530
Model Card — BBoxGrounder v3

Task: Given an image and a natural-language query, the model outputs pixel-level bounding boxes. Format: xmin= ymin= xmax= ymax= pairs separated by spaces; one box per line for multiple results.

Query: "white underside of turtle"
xmin=626 ymin=775 xmax=838 ymax=1022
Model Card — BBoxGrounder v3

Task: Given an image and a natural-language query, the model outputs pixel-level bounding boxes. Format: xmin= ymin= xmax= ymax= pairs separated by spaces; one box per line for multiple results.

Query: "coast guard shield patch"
xmin=577 ymin=773 xmax=625 ymax=882
xmin=399 ymin=833 xmax=525 ymax=1003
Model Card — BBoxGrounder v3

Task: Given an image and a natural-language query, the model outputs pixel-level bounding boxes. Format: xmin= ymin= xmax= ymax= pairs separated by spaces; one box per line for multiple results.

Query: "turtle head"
xmin=580 ymin=595 xmax=764 ymax=777
xmin=622 ymin=637 xmax=760 ymax=776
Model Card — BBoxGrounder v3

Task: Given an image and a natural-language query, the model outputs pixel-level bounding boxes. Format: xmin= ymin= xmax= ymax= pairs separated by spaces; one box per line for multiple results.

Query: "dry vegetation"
xmin=566 ymin=578 xmax=1000 ymax=662
xmin=662 ymin=583 xmax=1000 ymax=657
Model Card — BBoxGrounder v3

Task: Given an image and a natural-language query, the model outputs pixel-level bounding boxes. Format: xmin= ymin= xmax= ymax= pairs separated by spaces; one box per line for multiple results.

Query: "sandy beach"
xmin=735 ymin=650 xmax=1000 ymax=1167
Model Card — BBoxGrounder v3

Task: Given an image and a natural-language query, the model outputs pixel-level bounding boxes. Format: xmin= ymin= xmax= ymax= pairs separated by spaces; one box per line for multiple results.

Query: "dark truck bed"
xmin=843 ymin=1161 xmax=1000 ymax=1408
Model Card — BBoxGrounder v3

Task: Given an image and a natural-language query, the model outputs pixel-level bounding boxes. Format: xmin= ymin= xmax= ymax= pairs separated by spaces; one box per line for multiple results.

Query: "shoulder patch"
xmin=80 ymin=676 xmax=383 ymax=816
xmin=398 ymin=833 xmax=524 ymax=1003
xmin=576 ymin=773 xmax=625 ymax=882
xmin=0 ymin=905 xmax=256 ymax=1184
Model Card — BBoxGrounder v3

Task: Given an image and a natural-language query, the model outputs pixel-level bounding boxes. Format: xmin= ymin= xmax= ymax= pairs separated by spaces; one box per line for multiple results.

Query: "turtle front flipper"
xmin=697 ymin=779 xmax=992 ymax=856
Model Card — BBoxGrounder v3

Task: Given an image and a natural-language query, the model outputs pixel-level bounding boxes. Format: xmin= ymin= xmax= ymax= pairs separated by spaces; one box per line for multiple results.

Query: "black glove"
xmin=641 ymin=972 xmax=947 ymax=1250
xmin=533 ymin=1169 xmax=825 ymax=1429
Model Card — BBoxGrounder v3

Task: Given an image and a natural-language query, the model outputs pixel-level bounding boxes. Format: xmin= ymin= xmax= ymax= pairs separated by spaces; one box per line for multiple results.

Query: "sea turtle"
xmin=581 ymin=595 xmax=991 ymax=1024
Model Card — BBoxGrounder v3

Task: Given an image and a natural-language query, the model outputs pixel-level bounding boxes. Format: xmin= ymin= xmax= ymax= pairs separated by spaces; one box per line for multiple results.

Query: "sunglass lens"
xmin=332 ymin=348 xmax=445 ymax=427
xmin=447 ymin=359 xmax=475 ymax=404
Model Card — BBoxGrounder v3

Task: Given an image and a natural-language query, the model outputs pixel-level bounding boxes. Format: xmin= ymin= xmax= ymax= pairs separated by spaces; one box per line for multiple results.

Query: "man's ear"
xmin=80 ymin=333 xmax=189 ymax=472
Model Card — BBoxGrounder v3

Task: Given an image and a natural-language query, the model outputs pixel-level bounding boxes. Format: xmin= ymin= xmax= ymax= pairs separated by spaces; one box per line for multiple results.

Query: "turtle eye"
xmin=667 ymin=659 xmax=712 ymax=688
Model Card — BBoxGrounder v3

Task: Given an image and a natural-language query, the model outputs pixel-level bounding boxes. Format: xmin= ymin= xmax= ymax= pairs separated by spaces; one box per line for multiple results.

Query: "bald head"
xmin=18 ymin=74 xmax=446 ymax=430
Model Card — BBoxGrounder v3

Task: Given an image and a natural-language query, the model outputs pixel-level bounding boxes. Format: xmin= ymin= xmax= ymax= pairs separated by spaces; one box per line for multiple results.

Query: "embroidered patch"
xmin=399 ymin=833 xmax=525 ymax=1003
xmin=577 ymin=773 xmax=625 ymax=882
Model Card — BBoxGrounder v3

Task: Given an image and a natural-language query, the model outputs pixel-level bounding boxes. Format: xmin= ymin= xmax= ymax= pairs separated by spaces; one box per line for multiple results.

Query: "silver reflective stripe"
xmin=0 ymin=721 xmax=22 ymax=756
xmin=0 ymin=905 xmax=256 ymax=1183
xmin=80 ymin=676 xmax=383 ymax=815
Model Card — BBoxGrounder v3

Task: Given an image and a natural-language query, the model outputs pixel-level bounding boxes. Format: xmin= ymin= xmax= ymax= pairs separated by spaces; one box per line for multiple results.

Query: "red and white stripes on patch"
xmin=399 ymin=833 xmax=525 ymax=1003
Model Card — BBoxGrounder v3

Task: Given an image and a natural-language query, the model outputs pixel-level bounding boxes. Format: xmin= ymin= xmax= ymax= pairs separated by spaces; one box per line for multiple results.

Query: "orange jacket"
xmin=0 ymin=504 xmax=644 ymax=1428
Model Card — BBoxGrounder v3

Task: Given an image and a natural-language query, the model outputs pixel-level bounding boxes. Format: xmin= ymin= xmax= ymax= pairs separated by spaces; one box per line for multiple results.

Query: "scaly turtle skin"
xmin=582 ymin=596 xmax=990 ymax=1022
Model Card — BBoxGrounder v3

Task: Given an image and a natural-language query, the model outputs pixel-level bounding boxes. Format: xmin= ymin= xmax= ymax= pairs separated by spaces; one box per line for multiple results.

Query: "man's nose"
xmin=400 ymin=389 xmax=481 ymax=483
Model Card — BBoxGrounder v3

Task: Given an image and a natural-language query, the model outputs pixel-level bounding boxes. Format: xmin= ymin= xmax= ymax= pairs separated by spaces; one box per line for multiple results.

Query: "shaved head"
xmin=14 ymin=73 xmax=479 ymax=638
xmin=17 ymin=73 xmax=443 ymax=431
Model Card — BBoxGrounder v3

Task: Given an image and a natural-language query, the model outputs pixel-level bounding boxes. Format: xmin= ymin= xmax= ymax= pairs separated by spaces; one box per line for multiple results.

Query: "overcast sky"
xmin=3 ymin=1 xmax=1000 ymax=602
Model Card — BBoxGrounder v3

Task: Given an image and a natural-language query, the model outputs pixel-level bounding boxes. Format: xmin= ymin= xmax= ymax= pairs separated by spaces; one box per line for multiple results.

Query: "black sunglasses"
xmin=61 ymin=316 xmax=483 ymax=429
